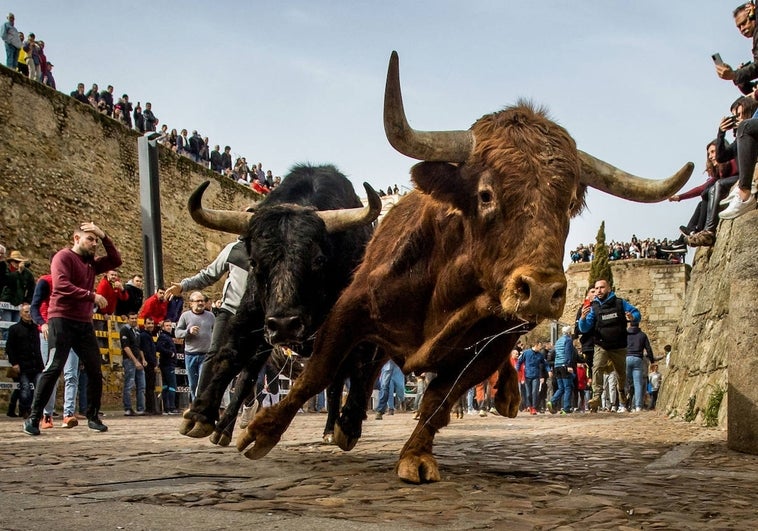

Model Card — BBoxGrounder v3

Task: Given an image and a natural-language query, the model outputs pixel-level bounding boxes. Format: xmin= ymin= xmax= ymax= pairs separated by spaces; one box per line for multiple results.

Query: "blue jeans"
xmin=626 ymin=356 xmax=646 ymax=410
xmin=550 ymin=367 xmax=574 ymax=412
xmin=185 ymin=353 xmax=205 ymax=402
xmin=39 ymin=332 xmax=56 ymax=416
xmin=4 ymin=43 xmax=19 ymax=69
xmin=375 ymin=361 xmax=405 ymax=413
xmin=63 ymin=350 xmax=81 ymax=416
xmin=466 ymin=387 xmax=475 ymax=411
xmin=524 ymin=377 xmax=540 ymax=409
xmin=122 ymin=357 xmax=146 ymax=412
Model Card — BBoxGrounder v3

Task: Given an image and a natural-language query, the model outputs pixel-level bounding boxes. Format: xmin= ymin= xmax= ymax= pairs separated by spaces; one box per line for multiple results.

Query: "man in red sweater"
xmin=139 ymin=287 xmax=168 ymax=324
xmin=95 ymin=270 xmax=128 ymax=316
xmin=24 ymin=222 xmax=121 ymax=436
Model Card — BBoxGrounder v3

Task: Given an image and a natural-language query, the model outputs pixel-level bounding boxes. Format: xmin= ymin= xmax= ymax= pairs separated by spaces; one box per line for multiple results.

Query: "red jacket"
xmin=95 ymin=277 xmax=128 ymax=315
xmin=139 ymin=293 xmax=168 ymax=324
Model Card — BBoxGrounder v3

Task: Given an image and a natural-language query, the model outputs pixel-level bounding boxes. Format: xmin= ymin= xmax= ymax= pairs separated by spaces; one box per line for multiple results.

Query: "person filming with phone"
xmin=715 ymin=3 xmax=758 ymax=94
xmin=710 ymin=3 xmax=758 ymax=219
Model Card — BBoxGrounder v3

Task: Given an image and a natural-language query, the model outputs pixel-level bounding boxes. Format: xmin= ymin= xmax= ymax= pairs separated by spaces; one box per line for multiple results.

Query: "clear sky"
xmin=7 ymin=1 xmax=752 ymax=268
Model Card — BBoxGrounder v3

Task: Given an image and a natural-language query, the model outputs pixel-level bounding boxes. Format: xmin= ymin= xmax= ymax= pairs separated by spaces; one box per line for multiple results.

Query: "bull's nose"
xmin=513 ymin=275 xmax=566 ymax=316
xmin=265 ymin=315 xmax=304 ymax=342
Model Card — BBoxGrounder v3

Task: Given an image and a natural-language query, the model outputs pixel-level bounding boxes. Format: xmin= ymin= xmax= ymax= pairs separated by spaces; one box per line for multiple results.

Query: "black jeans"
xmin=736 ymin=118 xmax=758 ymax=191
xmin=30 ymin=318 xmax=103 ymax=421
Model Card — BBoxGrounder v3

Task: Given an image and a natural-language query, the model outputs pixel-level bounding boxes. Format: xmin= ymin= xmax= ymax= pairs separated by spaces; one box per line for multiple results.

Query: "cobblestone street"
xmin=1 ymin=409 xmax=756 ymax=530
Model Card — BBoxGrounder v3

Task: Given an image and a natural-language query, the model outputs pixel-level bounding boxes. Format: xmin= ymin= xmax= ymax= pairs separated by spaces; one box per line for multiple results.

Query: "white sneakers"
xmin=239 ymin=399 xmax=259 ymax=429
xmin=720 ymin=192 xmax=756 ymax=220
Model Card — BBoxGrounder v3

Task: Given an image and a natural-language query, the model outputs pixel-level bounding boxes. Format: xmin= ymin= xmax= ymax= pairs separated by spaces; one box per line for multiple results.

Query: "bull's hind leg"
xmin=237 ymin=304 xmax=365 ymax=460
xmin=333 ymin=344 xmax=385 ymax=451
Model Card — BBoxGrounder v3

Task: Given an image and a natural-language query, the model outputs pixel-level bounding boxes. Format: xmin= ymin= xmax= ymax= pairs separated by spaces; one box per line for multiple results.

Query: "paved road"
xmin=1 ymin=409 xmax=756 ymax=530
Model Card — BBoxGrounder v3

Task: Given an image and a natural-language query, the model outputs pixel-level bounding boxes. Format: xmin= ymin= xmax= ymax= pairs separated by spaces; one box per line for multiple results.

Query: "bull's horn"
xmin=317 ymin=183 xmax=382 ymax=233
xmin=579 ymin=151 xmax=694 ymax=203
xmin=188 ymin=181 xmax=253 ymax=234
xmin=384 ymin=51 xmax=474 ymax=162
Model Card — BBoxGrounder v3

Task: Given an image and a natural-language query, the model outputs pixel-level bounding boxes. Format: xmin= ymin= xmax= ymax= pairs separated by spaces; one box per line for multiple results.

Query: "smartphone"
xmin=712 ymin=53 xmax=724 ymax=66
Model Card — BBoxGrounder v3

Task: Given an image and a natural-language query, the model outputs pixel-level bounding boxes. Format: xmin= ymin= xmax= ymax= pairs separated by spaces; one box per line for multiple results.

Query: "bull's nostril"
xmin=516 ymin=277 xmax=531 ymax=300
xmin=552 ymin=287 xmax=566 ymax=304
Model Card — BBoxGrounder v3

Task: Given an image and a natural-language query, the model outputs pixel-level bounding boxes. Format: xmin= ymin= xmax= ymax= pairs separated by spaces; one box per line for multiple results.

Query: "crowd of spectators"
xmin=568 ymin=234 xmax=685 ymax=264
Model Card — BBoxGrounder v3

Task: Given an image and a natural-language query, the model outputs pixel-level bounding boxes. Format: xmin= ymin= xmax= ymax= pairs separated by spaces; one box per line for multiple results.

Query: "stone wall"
xmin=0 ymin=66 xmax=259 ymax=296
xmin=555 ymin=260 xmax=688 ymax=351
xmin=658 ymin=211 xmax=757 ymax=445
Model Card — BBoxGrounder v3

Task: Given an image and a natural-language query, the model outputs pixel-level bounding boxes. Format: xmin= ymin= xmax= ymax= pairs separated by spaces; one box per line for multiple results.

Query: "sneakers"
xmin=375 ymin=411 xmax=383 ymax=420
xmin=62 ymin=416 xmax=79 ymax=428
xmin=559 ymin=410 xmax=568 ymax=416
xmin=124 ymin=409 xmax=136 ymax=416
xmin=168 ymin=410 xmax=181 ymax=415
xmin=23 ymin=418 xmax=41 ymax=436
xmin=529 ymin=407 xmax=537 ymax=416
xmin=239 ymin=399 xmax=259 ymax=429
xmin=388 ymin=409 xmax=394 ymax=416
xmin=40 ymin=415 xmax=54 ymax=429
xmin=546 ymin=401 xmax=555 ymax=414
xmin=633 ymin=407 xmax=642 ymax=413
xmin=135 ymin=410 xmax=146 ymax=416
xmin=678 ymin=225 xmax=692 ymax=237
xmin=617 ymin=406 xmax=627 ymax=413
xmin=88 ymin=417 xmax=108 ymax=432
xmin=478 ymin=408 xmax=487 ymax=417
xmin=720 ymin=193 xmax=756 ymax=220
xmin=660 ymin=242 xmax=687 ymax=253
xmin=685 ymin=230 xmax=715 ymax=247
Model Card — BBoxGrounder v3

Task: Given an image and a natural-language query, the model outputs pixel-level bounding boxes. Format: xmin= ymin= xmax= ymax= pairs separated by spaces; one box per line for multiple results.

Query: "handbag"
xmin=5 ymin=365 xmax=20 ymax=379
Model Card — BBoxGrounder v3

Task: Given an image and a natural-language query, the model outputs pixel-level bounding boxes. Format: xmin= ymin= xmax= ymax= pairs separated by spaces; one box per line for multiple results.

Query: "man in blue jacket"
xmin=578 ymin=279 xmax=641 ymax=412
xmin=516 ymin=340 xmax=548 ymax=415
xmin=547 ymin=326 xmax=577 ymax=415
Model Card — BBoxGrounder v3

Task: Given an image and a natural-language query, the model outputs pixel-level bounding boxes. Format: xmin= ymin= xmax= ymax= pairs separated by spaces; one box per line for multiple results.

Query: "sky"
xmin=7 ymin=1 xmax=752 ymax=268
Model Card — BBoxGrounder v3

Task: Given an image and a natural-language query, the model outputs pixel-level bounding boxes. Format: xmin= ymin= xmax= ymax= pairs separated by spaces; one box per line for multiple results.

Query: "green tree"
xmin=589 ymin=220 xmax=613 ymax=288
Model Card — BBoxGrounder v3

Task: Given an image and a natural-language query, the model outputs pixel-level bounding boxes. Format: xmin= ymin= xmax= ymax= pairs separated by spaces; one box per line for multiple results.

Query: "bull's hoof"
xmin=210 ymin=431 xmax=232 ymax=447
xmin=494 ymin=392 xmax=520 ymax=418
xmin=178 ymin=410 xmax=215 ymax=438
xmin=236 ymin=424 xmax=281 ymax=460
xmin=396 ymin=453 xmax=441 ymax=484
xmin=333 ymin=423 xmax=358 ymax=451
xmin=323 ymin=432 xmax=334 ymax=444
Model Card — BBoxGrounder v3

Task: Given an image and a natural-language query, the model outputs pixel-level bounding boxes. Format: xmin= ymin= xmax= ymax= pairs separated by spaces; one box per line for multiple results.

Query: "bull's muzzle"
xmin=264 ymin=315 xmax=306 ymax=345
xmin=502 ymin=270 xmax=567 ymax=321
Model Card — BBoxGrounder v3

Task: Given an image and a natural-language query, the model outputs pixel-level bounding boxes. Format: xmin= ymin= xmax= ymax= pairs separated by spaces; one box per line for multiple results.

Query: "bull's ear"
xmin=410 ymin=161 xmax=469 ymax=210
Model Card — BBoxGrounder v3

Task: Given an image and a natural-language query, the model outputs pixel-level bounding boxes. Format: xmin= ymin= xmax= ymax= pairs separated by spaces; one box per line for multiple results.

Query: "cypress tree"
xmin=589 ymin=221 xmax=613 ymax=288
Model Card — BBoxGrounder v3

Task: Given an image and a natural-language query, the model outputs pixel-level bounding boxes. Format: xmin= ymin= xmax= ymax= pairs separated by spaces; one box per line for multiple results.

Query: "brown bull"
xmin=236 ymin=51 xmax=693 ymax=483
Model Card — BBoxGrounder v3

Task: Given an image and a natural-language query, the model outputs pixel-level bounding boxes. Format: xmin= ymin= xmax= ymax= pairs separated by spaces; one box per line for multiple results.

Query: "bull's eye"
xmin=479 ymin=190 xmax=493 ymax=204
xmin=249 ymin=258 xmax=258 ymax=270
xmin=568 ymin=199 xmax=577 ymax=212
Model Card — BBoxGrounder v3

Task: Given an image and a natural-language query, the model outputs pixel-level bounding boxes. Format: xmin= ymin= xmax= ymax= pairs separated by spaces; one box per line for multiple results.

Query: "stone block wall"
xmin=0 ymin=66 xmax=259 ymax=298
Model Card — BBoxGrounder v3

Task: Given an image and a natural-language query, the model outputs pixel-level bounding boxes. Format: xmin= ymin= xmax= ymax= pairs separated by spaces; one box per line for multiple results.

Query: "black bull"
xmin=178 ymin=164 xmax=383 ymax=445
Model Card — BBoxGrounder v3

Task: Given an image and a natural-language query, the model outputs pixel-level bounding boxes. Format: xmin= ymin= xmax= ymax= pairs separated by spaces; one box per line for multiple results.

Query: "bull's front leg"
xmin=209 ymin=363 xmax=257 ymax=447
xmin=236 ymin=303 xmax=362 ymax=459
xmin=179 ymin=343 xmax=245 ymax=438
xmin=398 ymin=345 xmax=509 ymax=484
xmin=493 ymin=358 xmax=520 ymax=418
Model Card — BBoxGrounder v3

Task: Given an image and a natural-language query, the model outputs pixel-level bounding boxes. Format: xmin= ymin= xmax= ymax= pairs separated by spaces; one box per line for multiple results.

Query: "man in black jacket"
xmin=6 ymin=303 xmax=43 ymax=418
